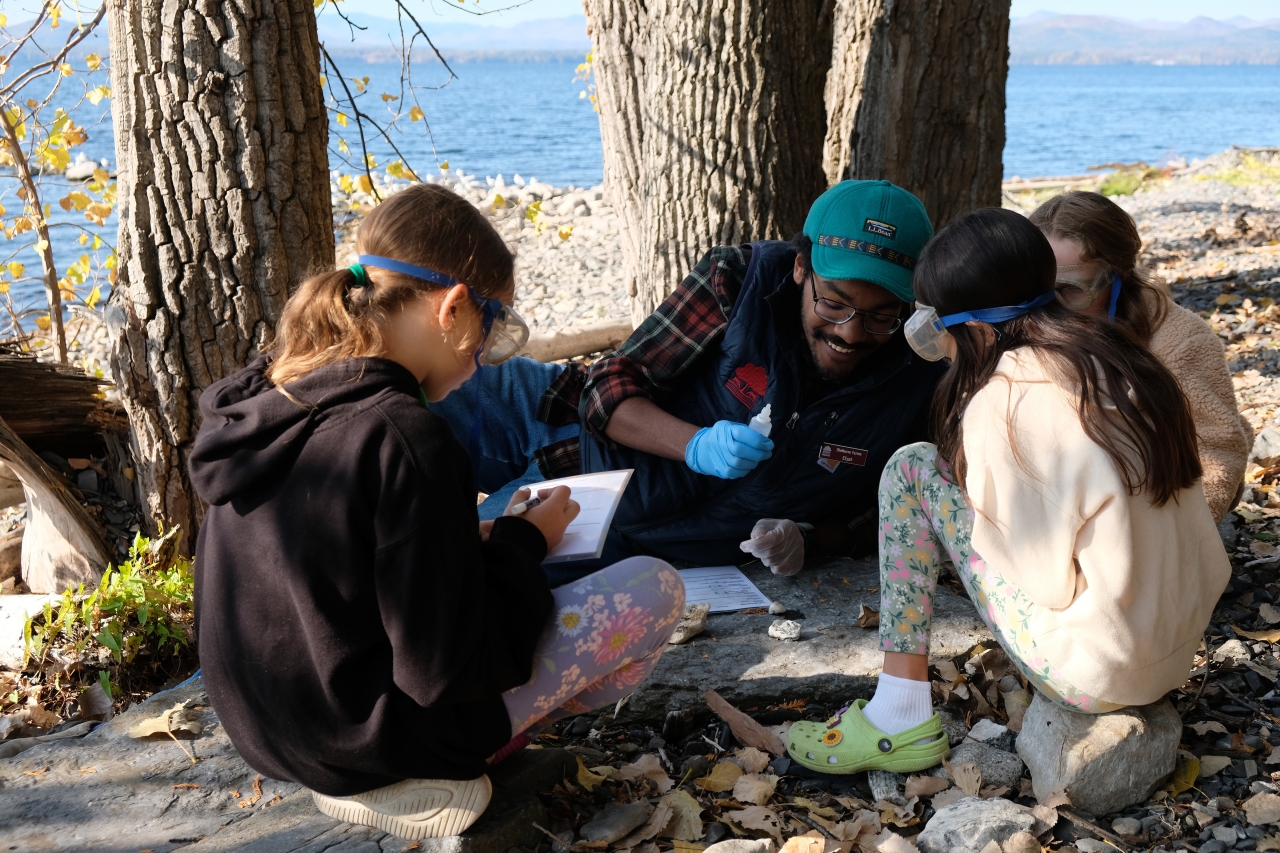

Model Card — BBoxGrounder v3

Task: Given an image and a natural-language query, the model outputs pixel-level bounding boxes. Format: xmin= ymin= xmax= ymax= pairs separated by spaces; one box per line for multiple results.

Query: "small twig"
xmin=783 ymin=810 xmax=836 ymax=840
xmin=701 ymin=734 xmax=725 ymax=754
xmin=164 ymin=710 xmax=197 ymax=765
xmin=1060 ymin=807 xmax=1132 ymax=852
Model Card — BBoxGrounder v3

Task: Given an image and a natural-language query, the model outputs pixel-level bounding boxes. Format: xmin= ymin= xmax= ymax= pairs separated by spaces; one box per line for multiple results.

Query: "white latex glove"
xmin=739 ymin=518 xmax=805 ymax=576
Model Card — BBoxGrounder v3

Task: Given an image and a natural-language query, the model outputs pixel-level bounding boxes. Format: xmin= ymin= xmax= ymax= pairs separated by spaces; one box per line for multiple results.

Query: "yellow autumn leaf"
xmin=337 ymin=138 xmax=349 ymax=155
xmin=313 ymin=0 xmax=323 ymax=8
xmin=78 ymin=233 xmax=88 ymax=245
xmin=364 ymin=153 xmax=377 ymax=169
xmin=87 ymin=85 xmax=111 ymax=105
xmin=380 ymin=93 xmax=398 ymax=102
xmin=49 ymin=4 xmax=61 ymax=28
xmin=525 ymin=200 xmax=543 ymax=222
xmin=492 ymin=193 xmax=505 ymax=209
xmin=0 ymin=203 xmax=5 ymax=215
xmin=92 ymin=168 xmax=109 ymax=184
xmin=558 ymin=225 xmax=574 ymax=240
xmin=84 ymin=202 xmax=112 ymax=225
xmin=85 ymin=53 xmax=102 ymax=71
xmin=335 ymin=112 xmax=348 ymax=127
xmin=92 ymin=235 xmax=102 ymax=250
xmin=34 ymin=239 xmax=49 ymax=253
xmin=1167 ymin=756 xmax=1199 ymax=797
xmin=85 ymin=285 xmax=101 ymax=309
xmin=409 ymin=105 xmax=424 ymax=121
xmin=4 ymin=262 xmax=21 ymax=278
xmin=439 ymin=160 xmax=449 ymax=171
xmin=338 ymin=174 xmax=354 ymax=194
xmin=61 ymin=191 xmax=90 ymax=211
xmin=356 ymin=175 xmax=373 ymax=195
xmin=59 ymin=62 xmax=73 ymax=77
xmin=386 ymin=160 xmax=404 ymax=179
xmin=0 ymin=283 xmax=8 ymax=294
xmin=35 ymin=315 xmax=51 ymax=331
xmin=0 ymin=13 xmax=8 ymax=27
xmin=575 ymin=756 xmax=606 ymax=792
xmin=694 ymin=760 xmax=743 ymax=792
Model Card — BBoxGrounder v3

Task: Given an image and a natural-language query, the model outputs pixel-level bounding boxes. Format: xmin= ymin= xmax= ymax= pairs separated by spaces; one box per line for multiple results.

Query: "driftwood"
xmin=524 ymin=320 xmax=633 ymax=363
xmin=0 ymin=414 xmax=109 ymax=594
xmin=0 ymin=460 xmax=23 ymax=509
xmin=0 ymin=350 xmax=127 ymax=455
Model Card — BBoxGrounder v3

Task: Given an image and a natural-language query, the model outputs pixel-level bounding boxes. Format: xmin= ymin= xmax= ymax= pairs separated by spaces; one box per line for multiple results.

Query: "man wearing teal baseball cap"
xmin=432 ymin=180 xmax=946 ymax=582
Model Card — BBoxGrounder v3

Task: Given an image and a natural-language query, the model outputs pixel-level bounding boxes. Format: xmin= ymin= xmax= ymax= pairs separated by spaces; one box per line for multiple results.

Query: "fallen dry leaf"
xmin=1233 ymin=624 xmax=1280 ymax=643
xmin=704 ymin=690 xmax=786 ymax=756
xmin=1262 ymin=603 xmax=1280 ymax=625
xmin=77 ymin=768 xmax=96 ymax=774
xmin=1188 ymin=721 xmax=1229 ymax=736
xmin=616 ymin=801 xmax=674 ymax=848
xmin=1027 ymin=804 xmax=1059 ymax=835
xmin=927 ymin=787 xmax=966 ymax=811
xmin=575 ymin=756 xmax=608 ymax=792
xmin=79 ymin=682 xmax=113 ymax=719
xmin=903 ymin=775 xmax=951 ymax=799
xmin=1039 ymin=792 xmax=1071 ymax=809
xmin=732 ymin=746 xmax=772 ymax=774
xmin=787 ymin=797 xmax=841 ymax=819
xmin=944 ymin=759 xmax=982 ymax=798
xmin=876 ymin=797 xmax=919 ymax=828
xmin=26 ymin=706 xmax=60 ymax=731
xmin=696 ymin=760 xmax=744 ymax=792
xmin=672 ymin=842 xmax=706 ymax=853
xmin=1198 ymin=755 xmax=1234 ymax=778
xmin=1245 ymin=792 xmax=1280 ymax=826
xmin=1258 ymin=834 xmax=1280 ymax=852
xmin=857 ymin=605 xmax=880 ymax=629
xmin=172 ymin=783 xmax=200 ymax=789
xmin=733 ymin=773 xmax=779 ymax=806
xmin=834 ymin=796 xmax=871 ymax=811
xmin=660 ymin=789 xmax=705 ymax=841
xmin=780 ymin=833 xmax=827 ymax=853
xmin=1168 ymin=756 xmax=1200 ymax=796
xmin=614 ymin=753 xmax=674 ymax=793
xmin=870 ymin=828 xmax=920 ymax=853
xmin=728 ymin=805 xmax=785 ymax=842
xmin=128 ymin=703 xmax=203 ymax=739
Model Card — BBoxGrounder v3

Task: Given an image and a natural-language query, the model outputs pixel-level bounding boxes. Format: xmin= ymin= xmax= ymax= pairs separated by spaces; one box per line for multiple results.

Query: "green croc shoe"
xmin=787 ymin=698 xmax=949 ymax=775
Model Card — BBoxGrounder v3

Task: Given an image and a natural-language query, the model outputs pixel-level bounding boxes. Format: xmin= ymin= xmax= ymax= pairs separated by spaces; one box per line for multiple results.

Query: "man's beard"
xmin=806 ymin=330 xmax=878 ymax=383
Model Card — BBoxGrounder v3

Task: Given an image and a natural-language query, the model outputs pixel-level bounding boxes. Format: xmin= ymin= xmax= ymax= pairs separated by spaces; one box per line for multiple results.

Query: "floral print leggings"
xmin=503 ymin=556 xmax=687 ymax=733
xmin=878 ymin=442 xmax=1122 ymax=713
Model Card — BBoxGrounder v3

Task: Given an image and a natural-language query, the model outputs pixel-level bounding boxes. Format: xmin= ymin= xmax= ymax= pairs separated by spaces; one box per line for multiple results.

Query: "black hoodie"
xmin=189 ymin=356 xmax=553 ymax=795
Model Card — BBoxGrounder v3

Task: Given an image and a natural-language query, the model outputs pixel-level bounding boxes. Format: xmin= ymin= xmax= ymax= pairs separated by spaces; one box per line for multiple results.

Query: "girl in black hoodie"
xmin=189 ymin=184 xmax=685 ymax=840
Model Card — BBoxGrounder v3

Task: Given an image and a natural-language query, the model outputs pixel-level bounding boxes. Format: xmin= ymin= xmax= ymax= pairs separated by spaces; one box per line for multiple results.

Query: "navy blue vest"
xmin=581 ymin=241 xmax=946 ymax=564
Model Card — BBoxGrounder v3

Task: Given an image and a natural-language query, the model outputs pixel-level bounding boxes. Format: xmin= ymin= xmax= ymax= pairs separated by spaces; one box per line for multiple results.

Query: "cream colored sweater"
xmin=964 ymin=349 xmax=1231 ymax=706
xmin=1147 ymin=302 xmax=1254 ymax=523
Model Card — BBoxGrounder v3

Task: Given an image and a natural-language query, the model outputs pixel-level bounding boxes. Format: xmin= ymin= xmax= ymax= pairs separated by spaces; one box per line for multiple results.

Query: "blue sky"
xmin=328 ymin=0 xmax=1280 ymax=25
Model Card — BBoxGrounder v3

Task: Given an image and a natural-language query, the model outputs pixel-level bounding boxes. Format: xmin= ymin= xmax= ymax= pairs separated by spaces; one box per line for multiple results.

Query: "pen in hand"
xmin=510 ymin=496 xmax=542 ymax=515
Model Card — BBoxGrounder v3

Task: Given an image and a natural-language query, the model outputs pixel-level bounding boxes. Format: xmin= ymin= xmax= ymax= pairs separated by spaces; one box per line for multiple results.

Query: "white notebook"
xmin=524 ymin=469 xmax=634 ymax=563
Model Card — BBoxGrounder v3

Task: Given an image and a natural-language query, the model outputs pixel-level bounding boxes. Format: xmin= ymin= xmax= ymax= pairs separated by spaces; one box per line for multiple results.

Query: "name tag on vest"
xmin=817 ymin=443 xmax=868 ymax=472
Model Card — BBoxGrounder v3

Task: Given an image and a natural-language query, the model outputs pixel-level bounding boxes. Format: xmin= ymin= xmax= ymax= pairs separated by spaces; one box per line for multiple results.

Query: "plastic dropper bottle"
xmin=748 ymin=403 xmax=773 ymax=438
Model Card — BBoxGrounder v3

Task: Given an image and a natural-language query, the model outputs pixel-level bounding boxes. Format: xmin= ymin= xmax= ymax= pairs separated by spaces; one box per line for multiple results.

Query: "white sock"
xmin=861 ymin=672 xmax=934 ymax=735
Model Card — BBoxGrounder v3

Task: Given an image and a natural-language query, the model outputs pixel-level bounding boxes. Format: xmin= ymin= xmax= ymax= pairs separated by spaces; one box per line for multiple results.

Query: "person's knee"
xmin=598 ymin=556 xmax=686 ymax=645
xmin=880 ymin=442 xmax=939 ymax=489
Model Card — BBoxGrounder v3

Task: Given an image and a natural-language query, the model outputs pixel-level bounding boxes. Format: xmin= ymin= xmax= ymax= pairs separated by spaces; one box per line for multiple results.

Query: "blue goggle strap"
xmin=1107 ymin=273 xmax=1122 ymax=321
xmin=939 ymin=290 xmax=1057 ymax=328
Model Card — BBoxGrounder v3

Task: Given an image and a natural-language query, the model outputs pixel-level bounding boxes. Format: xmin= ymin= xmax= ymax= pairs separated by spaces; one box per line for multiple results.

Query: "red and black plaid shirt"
xmin=533 ymin=245 xmax=751 ymax=479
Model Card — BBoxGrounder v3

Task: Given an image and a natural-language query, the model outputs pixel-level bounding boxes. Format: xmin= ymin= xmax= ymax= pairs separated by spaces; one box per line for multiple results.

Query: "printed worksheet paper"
xmin=527 ymin=469 xmax=634 ymax=563
xmin=678 ymin=566 xmax=773 ymax=613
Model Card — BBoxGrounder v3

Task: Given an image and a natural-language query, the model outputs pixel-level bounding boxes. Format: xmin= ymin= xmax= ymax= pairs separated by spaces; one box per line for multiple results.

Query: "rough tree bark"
xmin=823 ymin=0 xmax=1011 ymax=229
xmin=584 ymin=0 xmax=833 ymax=323
xmin=105 ymin=0 xmax=333 ymax=539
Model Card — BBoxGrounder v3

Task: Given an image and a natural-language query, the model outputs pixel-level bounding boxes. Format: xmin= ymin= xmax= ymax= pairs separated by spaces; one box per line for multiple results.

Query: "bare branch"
xmin=1 ymin=4 xmax=107 ymax=100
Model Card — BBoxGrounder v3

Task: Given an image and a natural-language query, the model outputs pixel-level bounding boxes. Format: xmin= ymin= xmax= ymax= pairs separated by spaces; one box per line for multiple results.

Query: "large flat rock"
xmin=623 ymin=556 xmax=991 ymax=720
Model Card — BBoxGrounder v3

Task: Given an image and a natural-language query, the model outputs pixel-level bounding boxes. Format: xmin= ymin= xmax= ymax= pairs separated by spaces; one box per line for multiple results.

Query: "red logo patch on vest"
xmin=725 ymin=363 xmax=767 ymax=409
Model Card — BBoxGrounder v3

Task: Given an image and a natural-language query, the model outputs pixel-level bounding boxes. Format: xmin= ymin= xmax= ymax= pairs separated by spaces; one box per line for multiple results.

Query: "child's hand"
xmin=479 ymin=520 xmax=495 ymax=541
xmin=504 ymin=486 xmax=579 ymax=550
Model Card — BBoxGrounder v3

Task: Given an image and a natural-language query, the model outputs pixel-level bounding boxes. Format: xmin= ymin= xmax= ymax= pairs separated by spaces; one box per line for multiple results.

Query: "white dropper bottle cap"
xmin=748 ymin=403 xmax=772 ymax=437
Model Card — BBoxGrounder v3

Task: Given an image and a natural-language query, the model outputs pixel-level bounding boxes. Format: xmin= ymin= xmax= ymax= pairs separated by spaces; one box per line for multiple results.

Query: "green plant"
xmin=1196 ymin=153 xmax=1280 ymax=189
xmin=1099 ymin=171 xmax=1145 ymax=197
xmin=22 ymin=526 xmax=195 ymax=707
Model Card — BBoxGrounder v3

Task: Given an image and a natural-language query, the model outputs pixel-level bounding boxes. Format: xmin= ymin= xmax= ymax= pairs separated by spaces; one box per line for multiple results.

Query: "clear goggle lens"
xmin=903 ymin=305 xmax=954 ymax=362
xmin=1053 ymin=264 xmax=1112 ymax=312
xmin=477 ymin=302 xmax=530 ymax=365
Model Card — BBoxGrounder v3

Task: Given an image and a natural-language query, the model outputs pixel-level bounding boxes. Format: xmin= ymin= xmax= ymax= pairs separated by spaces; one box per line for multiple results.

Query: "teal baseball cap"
xmin=802 ymin=180 xmax=933 ymax=303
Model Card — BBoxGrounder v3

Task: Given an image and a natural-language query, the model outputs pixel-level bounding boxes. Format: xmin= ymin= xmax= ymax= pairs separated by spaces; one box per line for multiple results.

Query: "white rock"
xmin=967 ymin=718 xmax=1009 ymax=743
xmin=768 ymin=601 xmax=787 ymax=615
xmin=915 ymin=797 xmax=1036 ymax=853
xmin=767 ymin=619 xmax=801 ymax=641
xmin=1214 ymin=638 xmax=1252 ymax=662
xmin=1111 ymin=816 xmax=1142 ymax=835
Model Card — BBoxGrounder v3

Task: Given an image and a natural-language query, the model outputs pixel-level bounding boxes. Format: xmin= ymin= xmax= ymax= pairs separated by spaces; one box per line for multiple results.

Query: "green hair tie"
xmin=347 ymin=263 xmax=368 ymax=288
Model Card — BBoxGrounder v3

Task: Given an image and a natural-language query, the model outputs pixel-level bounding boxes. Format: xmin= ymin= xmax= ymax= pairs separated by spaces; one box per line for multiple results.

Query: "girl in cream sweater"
xmin=786 ymin=208 xmax=1230 ymax=776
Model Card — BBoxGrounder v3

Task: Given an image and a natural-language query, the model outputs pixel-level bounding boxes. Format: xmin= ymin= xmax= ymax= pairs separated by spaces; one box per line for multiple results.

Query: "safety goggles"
xmin=904 ymin=290 xmax=1058 ymax=362
xmin=357 ymin=254 xmax=530 ymax=366
xmin=1054 ymin=264 xmax=1122 ymax=319
xmin=808 ymin=274 xmax=902 ymax=335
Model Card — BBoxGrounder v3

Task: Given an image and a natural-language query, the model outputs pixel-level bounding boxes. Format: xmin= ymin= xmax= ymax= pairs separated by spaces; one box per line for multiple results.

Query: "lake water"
xmin=5 ymin=59 xmax=1280 ymax=310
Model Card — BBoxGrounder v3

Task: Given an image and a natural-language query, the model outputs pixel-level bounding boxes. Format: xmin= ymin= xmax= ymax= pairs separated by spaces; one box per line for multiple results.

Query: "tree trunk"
xmin=823 ymin=0 xmax=1010 ymax=229
xmin=584 ymin=0 xmax=833 ymax=323
xmin=105 ymin=0 xmax=333 ymax=540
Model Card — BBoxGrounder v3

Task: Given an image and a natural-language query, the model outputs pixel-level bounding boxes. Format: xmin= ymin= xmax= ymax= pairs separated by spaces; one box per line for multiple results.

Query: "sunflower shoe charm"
xmin=787 ymin=698 xmax=949 ymax=775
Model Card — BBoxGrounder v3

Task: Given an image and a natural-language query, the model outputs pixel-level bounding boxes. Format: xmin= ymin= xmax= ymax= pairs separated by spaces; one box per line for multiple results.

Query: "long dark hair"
xmin=1029 ymin=190 xmax=1168 ymax=343
xmin=917 ymin=208 xmax=1200 ymax=506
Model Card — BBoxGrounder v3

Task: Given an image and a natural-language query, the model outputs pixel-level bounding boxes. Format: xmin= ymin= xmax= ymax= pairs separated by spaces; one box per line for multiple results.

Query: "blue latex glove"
xmin=685 ymin=421 xmax=774 ymax=479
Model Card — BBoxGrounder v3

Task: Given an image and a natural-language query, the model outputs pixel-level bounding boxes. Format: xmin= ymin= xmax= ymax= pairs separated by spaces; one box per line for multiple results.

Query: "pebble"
xmin=768 ymin=601 xmax=787 ymax=615
xmin=681 ymin=754 xmax=711 ymax=780
xmin=1075 ymin=842 xmax=1109 ymax=853
xmin=567 ymin=716 xmax=593 ymax=737
xmin=1201 ymin=840 xmax=1228 ymax=853
xmin=578 ymin=802 xmax=651 ymax=844
xmin=1215 ymin=639 xmax=1253 ymax=662
xmin=767 ymin=619 xmax=801 ymax=641
xmin=702 ymin=822 xmax=731 ymax=845
xmin=1111 ymin=816 xmax=1143 ymax=835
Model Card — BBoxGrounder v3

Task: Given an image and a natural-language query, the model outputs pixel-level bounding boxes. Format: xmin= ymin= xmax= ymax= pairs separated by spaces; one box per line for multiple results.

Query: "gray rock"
xmin=1016 ymin=693 xmax=1181 ymax=816
xmin=939 ymin=707 xmax=970 ymax=746
xmin=703 ymin=822 xmax=731 ymax=844
xmin=76 ymin=468 xmax=99 ymax=493
xmin=915 ymin=797 xmax=1036 ymax=853
xmin=868 ymin=770 xmax=908 ymax=806
xmin=1219 ymin=514 xmax=1241 ymax=549
xmin=681 ymin=754 xmax=712 ymax=780
xmin=1075 ymin=841 xmax=1110 ymax=853
xmin=1215 ymin=639 xmax=1252 ymax=663
xmin=619 ymin=559 xmax=991 ymax=722
xmin=579 ymin=803 xmax=651 ymax=844
xmin=1200 ymin=840 xmax=1228 ymax=853
xmin=1112 ymin=817 xmax=1143 ymax=836
xmin=1214 ymin=824 xmax=1240 ymax=843
xmin=1251 ymin=427 xmax=1280 ymax=465
xmin=949 ymin=740 xmax=1025 ymax=790
xmin=768 ymin=619 xmax=801 ymax=641
xmin=704 ymin=840 xmax=775 ymax=853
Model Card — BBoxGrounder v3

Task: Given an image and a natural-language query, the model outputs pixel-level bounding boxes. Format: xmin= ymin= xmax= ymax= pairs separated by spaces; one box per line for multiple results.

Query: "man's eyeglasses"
xmin=808 ymin=274 xmax=902 ymax=335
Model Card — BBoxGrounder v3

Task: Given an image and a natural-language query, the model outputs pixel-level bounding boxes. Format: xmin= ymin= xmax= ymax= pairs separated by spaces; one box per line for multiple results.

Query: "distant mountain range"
xmin=1009 ymin=13 xmax=1280 ymax=64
